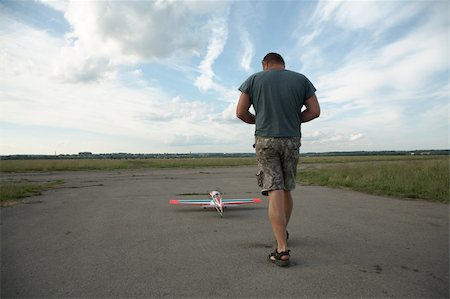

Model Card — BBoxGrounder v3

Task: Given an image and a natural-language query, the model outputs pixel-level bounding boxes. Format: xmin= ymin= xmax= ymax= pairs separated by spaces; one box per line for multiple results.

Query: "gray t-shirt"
xmin=239 ymin=69 xmax=316 ymax=137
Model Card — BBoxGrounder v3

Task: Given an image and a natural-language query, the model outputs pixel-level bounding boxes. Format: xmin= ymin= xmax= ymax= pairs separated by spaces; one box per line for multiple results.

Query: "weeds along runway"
xmin=2 ymin=167 xmax=448 ymax=298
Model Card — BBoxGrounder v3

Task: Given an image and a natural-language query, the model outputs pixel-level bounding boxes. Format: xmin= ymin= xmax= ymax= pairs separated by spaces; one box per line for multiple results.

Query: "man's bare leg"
xmin=284 ymin=191 xmax=293 ymax=226
xmin=284 ymin=191 xmax=293 ymax=241
xmin=268 ymin=190 xmax=288 ymax=255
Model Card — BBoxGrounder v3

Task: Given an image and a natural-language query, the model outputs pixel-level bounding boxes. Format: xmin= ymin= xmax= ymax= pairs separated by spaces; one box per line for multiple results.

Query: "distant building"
xmin=79 ymin=152 xmax=92 ymax=156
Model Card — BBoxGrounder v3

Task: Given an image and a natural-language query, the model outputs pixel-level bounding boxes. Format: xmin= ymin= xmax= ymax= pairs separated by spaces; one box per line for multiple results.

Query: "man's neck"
xmin=267 ymin=63 xmax=285 ymax=70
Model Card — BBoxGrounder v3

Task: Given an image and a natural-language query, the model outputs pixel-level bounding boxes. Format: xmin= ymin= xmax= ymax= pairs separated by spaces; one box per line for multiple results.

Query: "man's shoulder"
xmin=252 ymin=70 xmax=266 ymax=78
xmin=284 ymin=69 xmax=307 ymax=78
xmin=243 ymin=71 xmax=265 ymax=82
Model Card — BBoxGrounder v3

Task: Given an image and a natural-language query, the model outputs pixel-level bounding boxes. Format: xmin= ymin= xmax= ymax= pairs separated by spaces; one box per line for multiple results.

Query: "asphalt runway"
xmin=1 ymin=167 xmax=449 ymax=298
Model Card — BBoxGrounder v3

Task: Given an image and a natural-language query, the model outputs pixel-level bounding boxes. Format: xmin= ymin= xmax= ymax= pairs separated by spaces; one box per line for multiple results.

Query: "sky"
xmin=0 ymin=0 xmax=448 ymax=155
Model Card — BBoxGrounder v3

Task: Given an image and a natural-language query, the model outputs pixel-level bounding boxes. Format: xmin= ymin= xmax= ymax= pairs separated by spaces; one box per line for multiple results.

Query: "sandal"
xmin=268 ymin=249 xmax=290 ymax=267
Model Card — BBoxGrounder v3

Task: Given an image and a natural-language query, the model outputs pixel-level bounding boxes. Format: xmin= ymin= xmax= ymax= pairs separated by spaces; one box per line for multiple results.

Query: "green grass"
xmin=0 ymin=155 xmax=442 ymax=173
xmin=1 ymin=180 xmax=64 ymax=205
xmin=298 ymin=158 xmax=449 ymax=203
xmin=0 ymin=157 xmax=257 ymax=172
xmin=300 ymin=155 xmax=446 ymax=164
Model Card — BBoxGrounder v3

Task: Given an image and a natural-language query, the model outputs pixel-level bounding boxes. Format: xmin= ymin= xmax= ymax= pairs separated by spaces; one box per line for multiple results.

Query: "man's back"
xmin=239 ymin=69 xmax=316 ymax=137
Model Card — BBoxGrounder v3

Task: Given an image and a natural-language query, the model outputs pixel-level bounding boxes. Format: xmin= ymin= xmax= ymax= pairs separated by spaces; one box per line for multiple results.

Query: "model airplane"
xmin=169 ymin=191 xmax=262 ymax=217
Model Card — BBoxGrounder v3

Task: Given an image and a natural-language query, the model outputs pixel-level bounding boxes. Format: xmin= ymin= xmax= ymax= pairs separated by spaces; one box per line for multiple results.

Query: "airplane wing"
xmin=169 ymin=199 xmax=212 ymax=206
xmin=222 ymin=198 xmax=262 ymax=206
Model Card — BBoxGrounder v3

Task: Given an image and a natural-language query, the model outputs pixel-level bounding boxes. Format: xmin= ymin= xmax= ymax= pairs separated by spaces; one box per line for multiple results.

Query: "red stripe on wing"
xmin=169 ymin=199 xmax=211 ymax=205
xmin=222 ymin=198 xmax=263 ymax=205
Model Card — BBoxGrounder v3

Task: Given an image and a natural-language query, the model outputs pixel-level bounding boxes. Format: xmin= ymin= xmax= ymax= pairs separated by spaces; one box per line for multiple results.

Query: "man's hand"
xmin=301 ymin=94 xmax=320 ymax=123
xmin=236 ymin=92 xmax=255 ymax=124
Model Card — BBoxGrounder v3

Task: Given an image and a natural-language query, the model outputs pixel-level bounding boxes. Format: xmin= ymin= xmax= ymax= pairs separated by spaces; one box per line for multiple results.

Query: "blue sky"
xmin=0 ymin=0 xmax=448 ymax=154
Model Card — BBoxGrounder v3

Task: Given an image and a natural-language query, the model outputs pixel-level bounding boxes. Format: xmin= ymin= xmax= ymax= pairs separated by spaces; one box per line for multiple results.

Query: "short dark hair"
xmin=262 ymin=52 xmax=285 ymax=65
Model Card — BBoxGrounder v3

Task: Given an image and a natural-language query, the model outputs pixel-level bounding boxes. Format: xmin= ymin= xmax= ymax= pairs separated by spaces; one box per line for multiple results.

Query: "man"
xmin=236 ymin=52 xmax=320 ymax=267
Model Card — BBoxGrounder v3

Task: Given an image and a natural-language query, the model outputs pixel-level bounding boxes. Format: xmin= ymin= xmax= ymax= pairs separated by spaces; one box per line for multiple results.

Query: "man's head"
xmin=262 ymin=52 xmax=285 ymax=70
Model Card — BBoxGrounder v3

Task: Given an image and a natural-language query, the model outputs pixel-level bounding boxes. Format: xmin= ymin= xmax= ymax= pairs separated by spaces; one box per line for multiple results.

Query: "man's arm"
xmin=301 ymin=94 xmax=320 ymax=123
xmin=236 ymin=92 xmax=255 ymax=124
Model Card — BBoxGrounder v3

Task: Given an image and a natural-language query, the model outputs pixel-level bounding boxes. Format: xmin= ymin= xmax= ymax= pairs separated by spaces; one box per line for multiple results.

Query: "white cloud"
xmin=311 ymin=1 xmax=422 ymax=33
xmin=0 ymin=13 xmax=62 ymax=77
xmin=419 ymin=100 xmax=449 ymax=129
xmin=194 ymin=16 xmax=229 ymax=92
xmin=168 ymin=96 xmax=215 ymax=121
xmin=301 ymin=1 xmax=448 ymax=134
xmin=0 ymin=16 xmax=233 ymax=153
xmin=334 ymin=2 xmax=420 ymax=33
xmin=4 ymin=17 xmax=258 ymax=154
xmin=54 ymin=1 xmax=230 ymax=83
xmin=318 ymin=12 xmax=447 ymax=113
xmin=239 ymin=29 xmax=254 ymax=72
xmin=221 ymin=102 xmax=238 ymax=122
xmin=53 ymin=45 xmax=116 ymax=83
xmin=301 ymin=127 xmax=371 ymax=152
xmin=310 ymin=1 xmax=341 ymax=25
xmin=349 ymin=133 xmax=364 ymax=142
xmin=299 ymin=1 xmax=435 ymax=73
xmin=38 ymin=0 xmax=69 ymax=13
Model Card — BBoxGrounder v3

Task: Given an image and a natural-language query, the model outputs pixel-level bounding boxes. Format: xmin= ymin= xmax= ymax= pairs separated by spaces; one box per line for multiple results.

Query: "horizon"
xmin=2 ymin=148 xmax=448 ymax=158
xmin=1 ymin=1 xmax=448 ymax=155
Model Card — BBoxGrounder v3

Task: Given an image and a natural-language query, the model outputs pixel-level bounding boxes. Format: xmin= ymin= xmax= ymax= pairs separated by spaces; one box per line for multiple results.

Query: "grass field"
xmin=1 ymin=155 xmax=448 ymax=204
xmin=1 ymin=180 xmax=63 ymax=206
xmin=298 ymin=157 xmax=449 ymax=203
xmin=0 ymin=155 xmax=443 ymax=172
xmin=0 ymin=157 xmax=257 ymax=172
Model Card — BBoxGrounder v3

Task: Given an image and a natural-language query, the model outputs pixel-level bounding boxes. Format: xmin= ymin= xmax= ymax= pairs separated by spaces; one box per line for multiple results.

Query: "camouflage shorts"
xmin=255 ymin=136 xmax=301 ymax=196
